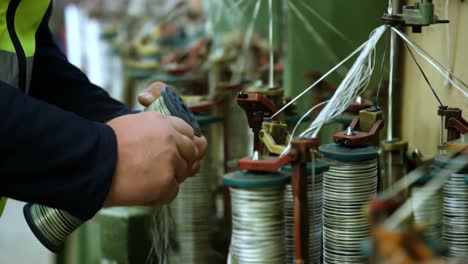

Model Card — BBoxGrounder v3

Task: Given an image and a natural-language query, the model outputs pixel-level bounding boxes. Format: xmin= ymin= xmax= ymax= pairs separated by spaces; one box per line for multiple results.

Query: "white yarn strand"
xmin=288 ymin=1 xmax=348 ymax=75
xmin=297 ymin=1 xmax=354 ymax=47
xmin=392 ymin=27 xmax=468 ymax=97
xmin=271 ymin=40 xmax=368 ymax=119
xmin=300 ymin=26 xmax=387 ymax=139
xmin=233 ymin=0 xmax=262 ymax=83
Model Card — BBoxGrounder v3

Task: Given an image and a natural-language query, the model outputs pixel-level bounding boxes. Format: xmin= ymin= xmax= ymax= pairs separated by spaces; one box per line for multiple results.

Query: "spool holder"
xmin=235 ymin=90 xmax=321 ymax=263
xmin=438 ymin=107 xmax=468 ymax=142
xmin=163 ymin=38 xmax=212 ymax=75
xmin=24 ymin=87 xmax=201 ymax=253
xmin=381 ymin=139 xmax=409 ymax=192
xmin=237 ymin=139 xmax=318 ymax=264
xmin=334 ymin=107 xmax=384 ymax=146
xmin=236 ymin=92 xmax=278 ymax=153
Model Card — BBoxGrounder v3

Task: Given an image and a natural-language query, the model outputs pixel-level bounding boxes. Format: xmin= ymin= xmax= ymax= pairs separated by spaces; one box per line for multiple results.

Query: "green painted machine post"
xmin=97 ymin=207 xmax=153 ymax=264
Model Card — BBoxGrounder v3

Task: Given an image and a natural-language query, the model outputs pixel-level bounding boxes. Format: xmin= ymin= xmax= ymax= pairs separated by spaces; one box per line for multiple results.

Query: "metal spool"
xmin=411 ymin=169 xmax=443 ymax=243
xmin=224 ymin=171 xmax=289 ymax=263
xmin=170 ymin=116 xmax=220 ymax=263
xmin=24 ymin=87 xmax=201 ymax=253
xmin=411 ymin=185 xmax=443 ymax=241
xmin=23 ymin=204 xmax=82 ymax=252
xmin=436 ymin=155 xmax=468 ymax=260
xmin=319 ymin=143 xmax=379 ymax=264
xmin=282 ymin=159 xmax=329 ymax=264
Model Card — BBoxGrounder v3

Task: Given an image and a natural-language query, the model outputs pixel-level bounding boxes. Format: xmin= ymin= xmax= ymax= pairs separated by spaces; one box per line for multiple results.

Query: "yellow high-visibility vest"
xmin=0 ymin=0 xmax=51 ymax=218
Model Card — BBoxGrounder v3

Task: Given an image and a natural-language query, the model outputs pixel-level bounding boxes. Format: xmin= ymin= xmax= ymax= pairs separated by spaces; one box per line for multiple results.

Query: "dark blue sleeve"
xmin=0 ymin=81 xmax=116 ymax=220
xmin=29 ymin=8 xmax=132 ymax=122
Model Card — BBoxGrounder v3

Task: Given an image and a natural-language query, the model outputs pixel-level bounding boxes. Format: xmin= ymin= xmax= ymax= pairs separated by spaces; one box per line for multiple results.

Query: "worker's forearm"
xmin=0 ymin=81 xmax=116 ymax=220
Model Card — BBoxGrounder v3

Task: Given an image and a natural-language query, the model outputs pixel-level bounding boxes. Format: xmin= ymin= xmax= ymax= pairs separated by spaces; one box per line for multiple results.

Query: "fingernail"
xmin=139 ymin=92 xmax=154 ymax=101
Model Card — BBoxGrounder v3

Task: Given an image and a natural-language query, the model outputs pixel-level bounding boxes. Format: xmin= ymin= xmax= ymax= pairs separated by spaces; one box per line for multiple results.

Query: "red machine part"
xmin=438 ymin=107 xmax=468 ymax=142
xmin=238 ymin=149 xmax=297 ymax=172
xmin=236 ymin=92 xmax=278 ymax=125
xmin=188 ymin=82 xmax=246 ymax=113
xmin=162 ymin=38 xmax=212 ymax=75
xmin=333 ymin=113 xmax=384 ymax=146
xmin=236 ymin=92 xmax=279 ymax=152
xmin=188 ymin=96 xmax=223 ymax=113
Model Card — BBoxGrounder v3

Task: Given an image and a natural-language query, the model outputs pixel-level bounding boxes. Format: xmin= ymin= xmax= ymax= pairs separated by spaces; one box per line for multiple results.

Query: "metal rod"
xmin=440 ymin=115 xmax=445 ymax=152
xmin=387 ymin=30 xmax=396 ymax=141
xmin=387 ymin=152 xmax=393 ymax=191
xmin=268 ymin=0 xmax=275 ymax=88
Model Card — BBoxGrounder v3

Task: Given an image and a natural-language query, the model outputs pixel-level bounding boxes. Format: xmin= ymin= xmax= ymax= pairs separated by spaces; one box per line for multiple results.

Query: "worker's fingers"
xmin=193 ymin=136 xmax=207 ymax=160
xmin=189 ymin=162 xmax=201 ymax=176
xmin=167 ymin=116 xmax=195 ymax=140
xmin=138 ymin=81 xmax=168 ymax=107
xmin=174 ymin=133 xmax=199 ymax=167
xmin=171 ymin=148 xmax=192 ymax=183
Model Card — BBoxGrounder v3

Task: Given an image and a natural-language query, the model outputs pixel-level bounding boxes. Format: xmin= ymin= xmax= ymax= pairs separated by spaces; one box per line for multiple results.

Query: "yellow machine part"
xmin=259 ymin=121 xmax=290 ymax=155
xmin=360 ymin=109 xmax=383 ymax=133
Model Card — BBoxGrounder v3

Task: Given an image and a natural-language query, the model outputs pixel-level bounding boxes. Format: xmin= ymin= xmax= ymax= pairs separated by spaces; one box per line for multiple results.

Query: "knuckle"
xmin=161 ymin=129 xmax=175 ymax=143
xmin=167 ymin=147 xmax=179 ymax=162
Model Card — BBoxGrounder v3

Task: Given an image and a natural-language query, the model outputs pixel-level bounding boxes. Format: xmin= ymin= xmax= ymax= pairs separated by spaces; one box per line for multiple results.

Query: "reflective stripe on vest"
xmin=0 ymin=0 xmax=50 ymax=92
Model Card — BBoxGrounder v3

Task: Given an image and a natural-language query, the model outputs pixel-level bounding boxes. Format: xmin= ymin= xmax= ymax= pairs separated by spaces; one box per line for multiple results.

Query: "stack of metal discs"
xmin=411 ymin=186 xmax=443 ymax=241
xmin=439 ymin=154 xmax=468 ymax=260
xmin=224 ymin=171 xmax=289 ymax=264
xmin=170 ymin=123 xmax=216 ymax=263
xmin=319 ymin=144 xmax=379 ymax=264
xmin=171 ymin=171 xmax=212 ymax=262
xmin=282 ymin=159 xmax=329 ymax=264
xmin=283 ymin=184 xmax=296 ymax=264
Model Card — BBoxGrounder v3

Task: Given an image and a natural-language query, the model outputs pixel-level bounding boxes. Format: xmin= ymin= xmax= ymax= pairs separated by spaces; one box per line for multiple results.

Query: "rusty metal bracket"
xmin=334 ymin=108 xmax=384 ymax=146
xmin=237 ymin=92 xmax=279 ymax=152
xmin=438 ymin=107 xmax=468 ymax=142
xmin=238 ymin=149 xmax=297 ymax=172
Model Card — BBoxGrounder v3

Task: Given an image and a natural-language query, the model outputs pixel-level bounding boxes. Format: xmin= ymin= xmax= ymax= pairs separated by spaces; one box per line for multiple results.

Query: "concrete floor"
xmin=0 ymin=200 xmax=54 ymax=264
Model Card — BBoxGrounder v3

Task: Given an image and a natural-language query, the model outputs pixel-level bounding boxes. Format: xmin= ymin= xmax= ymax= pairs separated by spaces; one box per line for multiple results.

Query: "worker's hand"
xmin=104 ymin=111 xmax=204 ymax=207
xmin=138 ymin=81 xmax=208 ymax=174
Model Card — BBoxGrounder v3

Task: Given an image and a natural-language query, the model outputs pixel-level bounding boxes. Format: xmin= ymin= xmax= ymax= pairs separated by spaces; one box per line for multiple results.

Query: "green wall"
xmin=284 ymin=0 xmax=389 ymax=112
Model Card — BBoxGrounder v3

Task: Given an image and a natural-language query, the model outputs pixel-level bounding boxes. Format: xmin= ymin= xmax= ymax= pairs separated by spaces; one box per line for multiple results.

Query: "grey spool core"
xmin=161 ymin=87 xmax=202 ymax=137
